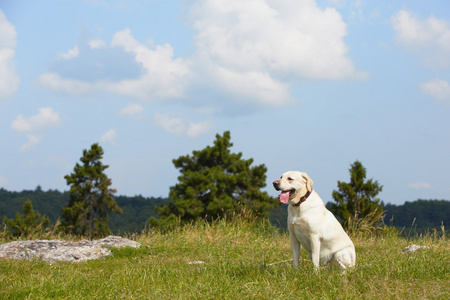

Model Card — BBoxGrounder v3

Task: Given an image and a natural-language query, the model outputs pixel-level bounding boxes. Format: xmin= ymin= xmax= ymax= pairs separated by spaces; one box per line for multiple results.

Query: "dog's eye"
xmin=287 ymin=177 xmax=293 ymax=181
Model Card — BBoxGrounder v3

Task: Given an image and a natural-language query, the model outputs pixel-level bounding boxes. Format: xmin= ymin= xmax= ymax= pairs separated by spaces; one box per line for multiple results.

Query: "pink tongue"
xmin=279 ymin=191 xmax=290 ymax=204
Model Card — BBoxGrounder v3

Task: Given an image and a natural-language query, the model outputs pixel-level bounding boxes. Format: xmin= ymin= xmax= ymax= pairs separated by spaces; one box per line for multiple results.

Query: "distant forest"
xmin=0 ymin=187 xmax=168 ymax=234
xmin=0 ymin=187 xmax=448 ymax=234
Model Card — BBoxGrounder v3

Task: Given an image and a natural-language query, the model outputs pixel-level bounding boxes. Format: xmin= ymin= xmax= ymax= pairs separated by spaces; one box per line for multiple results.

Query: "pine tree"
xmin=3 ymin=199 xmax=50 ymax=237
xmin=149 ymin=131 xmax=279 ymax=229
xmin=330 ymin=160 xmax=384 ymax=229
xmin=61 ymin=143 xmax=122 ymax=237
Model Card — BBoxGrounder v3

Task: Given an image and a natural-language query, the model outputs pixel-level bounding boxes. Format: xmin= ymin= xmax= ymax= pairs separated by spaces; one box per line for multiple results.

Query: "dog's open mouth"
xmin=279 ymin=189 xmax=295 ymax=204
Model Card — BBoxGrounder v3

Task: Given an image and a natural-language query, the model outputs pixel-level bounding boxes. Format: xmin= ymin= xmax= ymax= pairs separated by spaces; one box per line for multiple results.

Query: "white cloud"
xmin=392 ymin=10 xmax=450 ymax=50
xmin=419 ymin=79 xmax=450 ymax=105
xmin=20 ymin=134 xmax=43 ymax=153
xmin=392 ymin=10 xmax=450 ymax=68
xmin=11 ymin=107 xmax=62 ymax=152
xmin=153 ymin=113 xmax=212 ymax=137
xmin=110 ymin=29 xmax=190 ymax=100
xmin=58 ymin=45 xmax=79 ymax=60
xmin=0 ymin=10 xmax=15 ymax=48
xmin=88 ymin=39 xmax=106 ymax=49
xmin=100 ymin=129 xmax=117 ymax=145
xmin=408 ymin=182 xmax=432 ymax=189
xmin=11 ymin=107 xmax=62 ymax=133
xmin=39 ymin=29 xmax=190 ymax=101
xmin=186 ymin=0 xmax=363 ymax=106
xmin=37 ymin=72 xmax=99 ymax=97
xmin=212 ymin=66 xmax=294 ymax=107
xmin=186 ymin=121 xmax=213 ymax=137
xmin=0 ymin=9 xmax=19 ymax=99
xmin=119 ymin=103 xmax=144 ymax=119
xmin=189 ymin=0 xmax=359 ymax=79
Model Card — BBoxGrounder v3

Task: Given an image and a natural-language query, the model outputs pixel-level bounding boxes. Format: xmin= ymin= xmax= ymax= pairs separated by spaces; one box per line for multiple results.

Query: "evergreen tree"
xmin=330 ymin=160 xmax=384 ymax=229
xmin=149 ymin=131 xmax=279 ymax=229
xmin=61 ymin=143 xmax=122 ymax=237
xmin=3 ymin=199 xmax=50 ymax=236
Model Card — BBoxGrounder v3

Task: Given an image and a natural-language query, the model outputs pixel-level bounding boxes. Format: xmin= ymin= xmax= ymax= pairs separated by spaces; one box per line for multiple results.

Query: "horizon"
xmin=2 ymin=183 xmax=449 ymax=206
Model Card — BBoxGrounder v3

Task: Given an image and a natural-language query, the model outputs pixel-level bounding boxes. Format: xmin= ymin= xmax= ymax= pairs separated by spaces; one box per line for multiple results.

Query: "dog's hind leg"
xmin=333 ymin=247 xmax=356 ymax=270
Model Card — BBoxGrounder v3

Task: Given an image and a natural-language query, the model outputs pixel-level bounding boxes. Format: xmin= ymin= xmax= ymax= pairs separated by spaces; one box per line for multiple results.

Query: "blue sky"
xmin=1 ymin=0 xmax=449 ymax=205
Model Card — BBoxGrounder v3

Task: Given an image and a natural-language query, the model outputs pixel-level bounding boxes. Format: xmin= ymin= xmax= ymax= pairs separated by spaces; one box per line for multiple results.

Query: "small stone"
xmin=188 ymin=261 xmax=205 ymax=265
xmin=402 ymin=244 xmax=430 ymax=253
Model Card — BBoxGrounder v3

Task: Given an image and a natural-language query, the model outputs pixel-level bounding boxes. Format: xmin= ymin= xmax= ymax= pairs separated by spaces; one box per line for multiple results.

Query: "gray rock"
xmin=402 ymin=244 xmax=430 ymax=253
xmin=0 ymin=235 xmax=141 ymax=263
xmin=188 ymin=260 xmax=205 ymax=265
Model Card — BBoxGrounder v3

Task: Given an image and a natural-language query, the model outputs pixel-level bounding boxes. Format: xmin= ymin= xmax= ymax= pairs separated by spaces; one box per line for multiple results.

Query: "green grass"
xmin=0 ymin=216 xmax=448 ymax=299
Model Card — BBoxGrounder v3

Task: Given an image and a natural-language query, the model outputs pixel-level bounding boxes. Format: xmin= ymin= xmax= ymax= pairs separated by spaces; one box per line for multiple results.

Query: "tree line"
xmin=1 ymin=132 xmax=448 ymax=237
xmin=382 ymin=200 xmax=448 ymax=234
xmin=1 ymin=186 xmax=447 ymax=235
xmin=0 ymin=188 xmax=168 ymax=234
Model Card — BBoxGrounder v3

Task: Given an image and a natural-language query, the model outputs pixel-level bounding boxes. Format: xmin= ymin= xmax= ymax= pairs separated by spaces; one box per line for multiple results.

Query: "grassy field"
xmin=0 ymin=216 xmax=448 ymax=299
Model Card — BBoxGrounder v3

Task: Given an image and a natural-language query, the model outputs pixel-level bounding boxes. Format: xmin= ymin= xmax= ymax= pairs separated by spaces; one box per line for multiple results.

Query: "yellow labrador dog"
xmin=273 ymin=171 xmax=356 ymax=270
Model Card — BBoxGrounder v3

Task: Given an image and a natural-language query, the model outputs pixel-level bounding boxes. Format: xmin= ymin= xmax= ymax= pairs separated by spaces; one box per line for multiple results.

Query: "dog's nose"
xmin=273 ymin=180 xmax=280 ymax=190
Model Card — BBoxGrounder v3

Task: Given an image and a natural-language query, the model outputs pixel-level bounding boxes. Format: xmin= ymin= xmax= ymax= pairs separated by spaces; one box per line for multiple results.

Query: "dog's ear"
xmin=301 ymin=172 xmax=313 ymax=192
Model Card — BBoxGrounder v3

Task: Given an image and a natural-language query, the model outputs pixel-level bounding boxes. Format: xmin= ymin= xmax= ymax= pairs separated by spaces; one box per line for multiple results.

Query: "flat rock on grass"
xmin=402 ymin=244 xmax=430 ymax=253
xmin=0 ymin=235 xmax=141 ymax=263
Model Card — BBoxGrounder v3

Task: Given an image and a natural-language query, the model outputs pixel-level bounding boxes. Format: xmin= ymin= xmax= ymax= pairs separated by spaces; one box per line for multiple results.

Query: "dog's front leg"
xmin=289 ymin=229 xmax=301 ymax=268
xmin=310 ymin=236 xmax=321 ymax=269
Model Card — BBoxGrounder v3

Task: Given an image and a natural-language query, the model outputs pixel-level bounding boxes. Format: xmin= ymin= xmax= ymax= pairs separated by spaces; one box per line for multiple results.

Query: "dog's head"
xmin=273 ymin=171 xmax=313 ymax=204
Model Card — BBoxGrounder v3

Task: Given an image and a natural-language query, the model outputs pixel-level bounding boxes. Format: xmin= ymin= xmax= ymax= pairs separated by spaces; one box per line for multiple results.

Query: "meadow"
xmin=0 ymin=215 xmax=448 ymax=299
